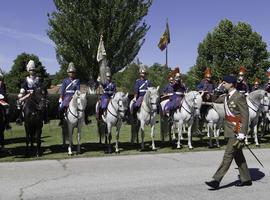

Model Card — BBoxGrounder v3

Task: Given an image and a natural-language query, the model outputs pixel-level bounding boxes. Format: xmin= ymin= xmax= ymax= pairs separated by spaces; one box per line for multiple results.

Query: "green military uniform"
xmin=213 ymin=91 xmax=251 ymax=183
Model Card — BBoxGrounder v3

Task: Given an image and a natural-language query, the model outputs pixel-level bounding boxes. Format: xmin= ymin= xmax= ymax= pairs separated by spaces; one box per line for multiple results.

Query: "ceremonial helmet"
xmin=139 ymin=65 xmax=147 ymax=74
xmin=254 ymin=78 xmax=260 ymax=85
xmin=168 ymin=76 xmax=174 ymax=82
xmin=238 ymin=66 xmax=247 ymax=76
xmin=26 ymin=60 xmax=35 ymax=72
xmin=67 ymin=62 xmax=76 ymax=73
xmin=204 ymin=67 xmax=211 ymax=78
xmin=106 ymin=71 xmax=111 ymax=77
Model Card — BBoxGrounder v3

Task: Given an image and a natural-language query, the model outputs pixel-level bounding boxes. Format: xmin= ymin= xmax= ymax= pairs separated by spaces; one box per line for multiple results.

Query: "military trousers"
xmin=213 ymin=137 xmax=251 ymax=183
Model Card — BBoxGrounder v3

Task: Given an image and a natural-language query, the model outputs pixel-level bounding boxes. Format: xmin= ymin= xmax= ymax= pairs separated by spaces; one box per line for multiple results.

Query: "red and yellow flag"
xmin=158 ymin=22 xmax=170 ymax=51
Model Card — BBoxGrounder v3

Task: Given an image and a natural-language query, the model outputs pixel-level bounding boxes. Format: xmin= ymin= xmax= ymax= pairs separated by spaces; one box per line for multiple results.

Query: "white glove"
xmin=237 ymin=133 xmax=245 ymax=141
xmin=58 ymin=98 xmax=62 ymax=103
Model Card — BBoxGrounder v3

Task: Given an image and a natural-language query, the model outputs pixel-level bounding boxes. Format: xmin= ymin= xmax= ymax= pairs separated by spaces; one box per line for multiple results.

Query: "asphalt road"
xmin=0 ymin=149 xmax=269 ymax=200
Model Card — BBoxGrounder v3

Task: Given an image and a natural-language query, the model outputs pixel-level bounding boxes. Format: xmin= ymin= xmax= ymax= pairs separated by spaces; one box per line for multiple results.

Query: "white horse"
xmin=130 ymin=86 xmax=160 ymax=150
xmin=99 ymin=92 xmax=129 ymax=153
xmin=160 ymin=91 xmax=202 ymax=149
xmin=205 ymin=102 xmax=225 ymax=148
xmin=246 ymin=89 xmax=270 ymax=146
xmin=62 ymin=90 xmax=87 ymax=155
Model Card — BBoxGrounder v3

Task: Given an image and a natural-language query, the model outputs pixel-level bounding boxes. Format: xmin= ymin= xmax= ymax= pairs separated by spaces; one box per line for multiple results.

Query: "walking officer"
xmin=205 ymin=75 xmax=252 ymax=189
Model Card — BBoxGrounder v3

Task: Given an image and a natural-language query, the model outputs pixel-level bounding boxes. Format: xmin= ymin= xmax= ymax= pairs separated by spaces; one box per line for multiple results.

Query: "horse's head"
xmin=145 ymin=86 xmax=160 ymax=112
xmin=114 ymin=92 xmax=129 ymax=118
xmin=73 ymin=90 xmax=87 ymax=113
xmin=261 ymin=92 xmax=270 ymax=113
xmin=185 ymin=91 xmax=202 ymax=116
xmin=248 ymin=89 xmax=267 ymax=111
xmin=27 ymin=87 xmax=47 ymax=112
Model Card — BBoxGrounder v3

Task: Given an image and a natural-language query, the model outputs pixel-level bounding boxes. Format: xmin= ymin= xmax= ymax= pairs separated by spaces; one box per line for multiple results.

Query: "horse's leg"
xmin=177 ymin=122 xmax=183 ymax=149
xmin=208 ymin=122 xmax=213 ymax=148
xmin=77 ymin=124 xmax=82 ymax=154
xmin=151 ymin=122 xmax=157 ymax=151
xmin=115 ymin=123 xmax=121 ymax=153
xmin=187 ymin=122 xmax=193 ymax=150
xmin=140 ymin=121 xmax=145 ymax=150
xmin=216 ymin=126 xmax=220 ymax=148
xmin=245 ymin=123 xmax=250 ymax=145
xmin=68 ymin=124 xmax=73 ymax=155
xmin=25 ymin=130 xmax=30 ymax=156
xmin=62 ymin=121 xmax=66 ymax=146
xmin=254 ymin=124 xmax=260 ymax=147
xmin=36 ymin=127 xmax=42 ymax=157
xmin=107 ymin=123 xmax=112 ymax=153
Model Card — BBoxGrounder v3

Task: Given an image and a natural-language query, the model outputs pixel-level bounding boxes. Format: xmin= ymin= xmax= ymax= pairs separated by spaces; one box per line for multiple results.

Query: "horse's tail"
xmin=62 ymin=121 xmax=69 ymax=143
xmin=159 ymin=100 xmax=169 ymax=140
xmin=97 ymin=120 xmax=106 ymax=142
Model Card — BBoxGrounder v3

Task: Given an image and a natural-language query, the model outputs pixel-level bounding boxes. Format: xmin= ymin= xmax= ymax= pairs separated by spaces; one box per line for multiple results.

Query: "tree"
xmin=5 ymin=53 xmax=51 ymax=93
xmin=48 ymin=0 xmax=152 ymax=82
xmin=189 ymin=19 xmax=270 ymax=86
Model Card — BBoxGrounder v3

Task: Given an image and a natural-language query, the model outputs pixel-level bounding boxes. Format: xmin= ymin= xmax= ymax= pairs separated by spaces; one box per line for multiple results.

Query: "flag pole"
xmin=165 ymin=18 xmax=169 ymax=68
xmin=165 ymin=44 xmax=168 ymax=68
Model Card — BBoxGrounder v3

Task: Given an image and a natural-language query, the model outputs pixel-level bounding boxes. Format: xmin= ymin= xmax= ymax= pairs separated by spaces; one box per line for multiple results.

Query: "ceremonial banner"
xmin=158 ymin=22 xmax=170 ymax=51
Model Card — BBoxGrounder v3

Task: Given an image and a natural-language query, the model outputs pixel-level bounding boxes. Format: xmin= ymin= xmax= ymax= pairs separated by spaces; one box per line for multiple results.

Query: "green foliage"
xmin=48 ymin=0 xmax=152 ymax=82
xmin=112 ymin=62 xmax=171 ymax=94
xmin=147 ymin=63 xmax=171 ymax=89
xmin=192 ymin=19 xmax=270 ymax=85
xmin=113 ymin=62 xmax=139 ymax=94
xmin=5 ymin=53 xmax=51 ymax=93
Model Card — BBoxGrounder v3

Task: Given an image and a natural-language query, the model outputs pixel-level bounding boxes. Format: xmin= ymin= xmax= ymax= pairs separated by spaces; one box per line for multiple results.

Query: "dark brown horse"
xmin=23 ymin=87 xmax=47 ymax=157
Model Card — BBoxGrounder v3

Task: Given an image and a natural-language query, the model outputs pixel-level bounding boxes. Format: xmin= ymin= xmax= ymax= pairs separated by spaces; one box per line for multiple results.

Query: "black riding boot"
xmin=132 ymin=106 xmax=138 ymax=123
xmin=58 ymin=109 xmax=65 ymax=126
xmin=16 ymin=110 xmax=23 ymax=126
xmin=168 ymin=109 xmax=174 ymax=123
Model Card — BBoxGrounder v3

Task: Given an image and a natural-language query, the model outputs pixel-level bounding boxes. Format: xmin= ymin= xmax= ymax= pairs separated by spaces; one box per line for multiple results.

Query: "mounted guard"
xmin=164 ymin=67 xmax=187 ymax=122
xmin=236 ymin=66 xmax=249 ymax=95
xmin=131 ymin=66 xmax=152 ymax=122
xmin=16 ymin=60 xmax=48 ymax=125
xmin=197 ymin=67 xmax=215 ymax=101
xmin=58 ymin=62 xmax=80 ymax=126
xmin=97 ymin=71 xmax=116 ymax=118
xmin=0 ymin=68 xmax=11 ymax=130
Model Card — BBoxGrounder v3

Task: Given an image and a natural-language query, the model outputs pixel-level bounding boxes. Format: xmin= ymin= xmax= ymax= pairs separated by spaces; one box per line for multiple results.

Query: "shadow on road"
xmin=210 ymin=168 xmax=265 ymax=190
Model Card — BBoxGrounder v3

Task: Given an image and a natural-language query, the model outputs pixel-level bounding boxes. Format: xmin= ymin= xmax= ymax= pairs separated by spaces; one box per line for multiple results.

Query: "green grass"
xmin=1 ymin=116 xmax=270 ymax=162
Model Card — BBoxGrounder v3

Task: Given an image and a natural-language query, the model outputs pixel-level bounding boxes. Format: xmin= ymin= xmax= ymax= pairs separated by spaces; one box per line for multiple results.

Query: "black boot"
xmin=58 ymin=109 xmax=65 ymax=126
xmin=132 ymin=106 xmax=138 ymax=123
xmin=16 ymin=111 xmax=23 ymax=126
xmin=168 ymin=109 xmax=174 ymax=123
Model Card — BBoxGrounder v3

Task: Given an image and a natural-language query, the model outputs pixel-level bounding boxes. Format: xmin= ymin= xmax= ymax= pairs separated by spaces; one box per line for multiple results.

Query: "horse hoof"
xmin=68 ymin=152 xmax=73 ymax=156
xmin=152 ymin=147 xmax=157 ymax=151
xmin=115 ymin=150 xmax=120 ymax=154
xmin=256 ymin=144 xmax=260 ymax=148
xmin=189 ymin=147 xmax=193 ymax=150
xmin=176 ymin=145 xmax=182 ymax=149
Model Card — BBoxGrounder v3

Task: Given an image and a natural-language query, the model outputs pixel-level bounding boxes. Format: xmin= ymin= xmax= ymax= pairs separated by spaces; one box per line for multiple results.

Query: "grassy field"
xmin=1 ymin=116 xmax=270 ymax=162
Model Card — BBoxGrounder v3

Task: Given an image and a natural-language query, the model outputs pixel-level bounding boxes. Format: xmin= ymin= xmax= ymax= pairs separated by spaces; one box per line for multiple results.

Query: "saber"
xmin=245 ymin=144 xmax=264 ymax=168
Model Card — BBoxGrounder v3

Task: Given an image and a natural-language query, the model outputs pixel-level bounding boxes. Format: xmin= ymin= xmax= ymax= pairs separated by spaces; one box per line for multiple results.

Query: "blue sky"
xmin=1 ymin=0 xmax=270 ymax=74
